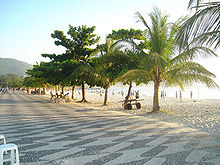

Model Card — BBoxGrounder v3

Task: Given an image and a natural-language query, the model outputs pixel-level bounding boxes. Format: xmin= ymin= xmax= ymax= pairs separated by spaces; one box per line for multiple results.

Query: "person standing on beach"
xmin=121 ymin=90 xmax=124 ymax=97
xmin=176 ymin=91 xmax=178 ymax=98
xmin=135 ymin=90 xmax=140 ymax=99
xmin=179 ymin=91 xmax=182 ymax=101
xmin=190 ymin=91 xmax=193 ymax=99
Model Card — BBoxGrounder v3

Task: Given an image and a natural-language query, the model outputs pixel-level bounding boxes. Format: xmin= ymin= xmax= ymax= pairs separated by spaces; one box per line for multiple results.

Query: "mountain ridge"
xmin=0 ymin=57 xmax=33 ymax=77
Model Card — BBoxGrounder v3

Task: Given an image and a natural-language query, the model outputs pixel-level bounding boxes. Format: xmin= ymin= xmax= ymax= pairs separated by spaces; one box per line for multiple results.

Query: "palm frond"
xmin=166 ymin=61 xmax=219 ymax=88
xmin=176 ymin=74 xmax=218 ymax=88
xmin=135 ymin=12 xmax=152 ymax=37
xmin=140 ymin=52 xmax=168 ymax=71
xmin=188 ymin=0 xmax=203 ymax=9
xmin=163 ymin=75 xmax=185 ymax=90
xmin=177 ymin=3 xmax=220 ymax=49
xmin=115 ymin=69 xmax=151 ymax=85
xmin=171 ymin=46 xmax=217 ymax=63
xmin=188 ymin=0 xmax=220 ymax=9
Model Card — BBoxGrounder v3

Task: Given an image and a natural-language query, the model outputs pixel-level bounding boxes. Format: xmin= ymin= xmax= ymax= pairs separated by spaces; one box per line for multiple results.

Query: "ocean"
xmin=107 ymin=84 xmax=220 ymax=100
xmin=48 ymin=84 xmax=220 ymax=100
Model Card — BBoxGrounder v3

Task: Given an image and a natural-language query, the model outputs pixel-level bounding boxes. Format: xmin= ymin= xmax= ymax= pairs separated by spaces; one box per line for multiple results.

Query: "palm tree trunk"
xmin=153 ymin=81 xmax=160 ymax=112
xmin=125 ymin=82 xmax=132 ymax=103
xmin=71 ymin=85 xmax=75 ymax=99
xmin=103 ymin=80 xmax=109 ymax=105
xmin=81 ymin=81 xmax=86 ymax=102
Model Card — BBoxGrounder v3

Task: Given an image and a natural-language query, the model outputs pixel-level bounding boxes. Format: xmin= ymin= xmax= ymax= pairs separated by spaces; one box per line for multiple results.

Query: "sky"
xmin=0 ymin=0 xmax=219 ymax=83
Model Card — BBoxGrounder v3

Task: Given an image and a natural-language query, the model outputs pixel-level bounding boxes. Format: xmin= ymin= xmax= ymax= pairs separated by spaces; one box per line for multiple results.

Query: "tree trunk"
xmin=152 ymin=81 xmax=160 ymax=112
xmin=81 ymin=81 xmax=87 ymax=102
xmin=55 ymin=85 xmax=58 ymax=93
xmin=125 ymin=82 xmax=132 ymax=103
xmin=103 ymin=80 xmax=109 ymax=106
xmin=71 ymin=85 xmax=75 ymax=99
xmin=43 ymin=84 xmax=46 ymax=95
xmin=61 ymin=86 xmax=64 ymax=94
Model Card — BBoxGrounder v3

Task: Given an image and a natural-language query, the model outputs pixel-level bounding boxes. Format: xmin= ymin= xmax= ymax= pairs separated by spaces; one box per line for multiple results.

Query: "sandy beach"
xmin=70 ymin=91 xmax=220 ymax=136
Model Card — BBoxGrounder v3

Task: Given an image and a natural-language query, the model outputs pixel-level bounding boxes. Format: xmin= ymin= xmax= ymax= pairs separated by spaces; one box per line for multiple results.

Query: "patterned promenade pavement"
xmin=0 ymin=91 xmax=220 ymax=165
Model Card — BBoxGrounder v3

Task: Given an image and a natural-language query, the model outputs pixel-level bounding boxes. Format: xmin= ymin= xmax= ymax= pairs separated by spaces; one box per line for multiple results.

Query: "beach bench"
xmin=122 ymin=98 xmax=144 ymax=110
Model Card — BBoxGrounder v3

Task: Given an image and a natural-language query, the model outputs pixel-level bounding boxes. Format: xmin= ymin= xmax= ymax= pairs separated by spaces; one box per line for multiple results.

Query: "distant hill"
xmin=0 ymin=57 xmax=33 ymax=77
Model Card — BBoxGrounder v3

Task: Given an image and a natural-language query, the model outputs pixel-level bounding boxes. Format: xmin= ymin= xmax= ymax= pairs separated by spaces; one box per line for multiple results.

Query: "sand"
xmin=68 ymin=91 xmax=220 ymax=136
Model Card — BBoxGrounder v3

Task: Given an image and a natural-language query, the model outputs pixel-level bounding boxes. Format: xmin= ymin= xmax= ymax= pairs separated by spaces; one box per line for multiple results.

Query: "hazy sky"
xmin=0 ymin=0 xmax=219 ymax=82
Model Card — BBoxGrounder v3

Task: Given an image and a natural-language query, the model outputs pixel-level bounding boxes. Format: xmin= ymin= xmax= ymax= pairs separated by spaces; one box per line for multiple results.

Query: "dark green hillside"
xmin=0 ymin=57 xmax=33 ymax=77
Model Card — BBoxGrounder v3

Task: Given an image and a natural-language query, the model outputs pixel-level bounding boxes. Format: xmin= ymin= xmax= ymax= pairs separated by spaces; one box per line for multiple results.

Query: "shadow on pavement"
xmin=0 ymin=99 xmax=48 ymax=104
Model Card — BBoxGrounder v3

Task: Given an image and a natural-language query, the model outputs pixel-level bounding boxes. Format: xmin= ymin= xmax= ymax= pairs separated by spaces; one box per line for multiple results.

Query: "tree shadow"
xmin=0 ymin=99 xmax=48 ymax=104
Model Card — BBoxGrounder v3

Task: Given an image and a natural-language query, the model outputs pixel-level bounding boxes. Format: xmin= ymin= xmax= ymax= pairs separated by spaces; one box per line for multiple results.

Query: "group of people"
xmin=161 ymin=91 xmax=166 ymax=98
xmin=176 ymin=91 xmax=183 ymax=101
xmin=50 ymin=92 xmax=71 ymax=103
xmin=0 ymin=88 xmax=8 ymax=93
xmin=176 ymin=90 xmax=193 ymax=100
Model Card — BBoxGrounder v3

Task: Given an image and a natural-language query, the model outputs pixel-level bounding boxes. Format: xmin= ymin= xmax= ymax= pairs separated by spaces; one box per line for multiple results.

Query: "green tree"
xmin=62 ymin=59 xmax=101 ymax=101
xmin=26 ymin=65 xmax=50 ymax=94
xmin=50 ymin=25 xmax=100 ymax=102
xmin=0 ymin=74 xmax=23 ymax=88
xmin=132 ymin=7 xmax=218 ymax=112
xmin=22 ymin=75 xmax=45 ymax=94
xmin=177 ymin=0 xmax=220 ymax=49
xmin=22 ymin=76 xmax=35 ymax=93
xmin=93 ymin=38 xmax=126 ymax=105
xmin=107 ymin=29 xmax=146 ymax=102
xmin=114 ymin=49 xmax=150 ymax=103
xmin=40 ymin=54 xmax=75 ymax=94
xmin=59 ymin=60 xmax=80 ymax=99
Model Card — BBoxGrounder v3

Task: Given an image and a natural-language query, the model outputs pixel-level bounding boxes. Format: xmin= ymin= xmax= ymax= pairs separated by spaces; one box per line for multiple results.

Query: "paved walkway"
xmin=0 ymin=92 xmax=219 ymax=165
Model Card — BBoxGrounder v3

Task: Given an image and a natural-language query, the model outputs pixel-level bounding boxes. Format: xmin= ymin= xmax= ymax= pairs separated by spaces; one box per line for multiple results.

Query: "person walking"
xmin=135 ymin=90 xmax=140 ymax=99
xmin=179 ymin=91 xmax=182 ymax=101
xmin=190 ymin=91 xmax=193 ymax=99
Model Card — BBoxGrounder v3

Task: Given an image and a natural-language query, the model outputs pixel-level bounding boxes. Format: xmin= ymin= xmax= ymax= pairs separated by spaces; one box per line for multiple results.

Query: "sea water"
xmin=48 ymin=84 xmax=220 ymax=100
xmin=107 ymin=84 xmax=220 ymax=100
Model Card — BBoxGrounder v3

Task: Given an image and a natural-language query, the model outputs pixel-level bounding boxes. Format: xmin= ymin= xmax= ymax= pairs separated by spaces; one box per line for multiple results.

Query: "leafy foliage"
xmin=177 ymin=0 xmax=220 ymax=49
xmin=108 ymin=28 xmax=143 ymax=40
xmin=51 ymin=25 xmax=100 ymax=62
xmin=0 ymin=74 xmax=23 ymax=88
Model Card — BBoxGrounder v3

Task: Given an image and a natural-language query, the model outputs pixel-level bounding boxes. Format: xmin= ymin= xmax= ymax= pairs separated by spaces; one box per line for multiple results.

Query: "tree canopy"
xmin=0 ymin=74 xmax=23 ymax=88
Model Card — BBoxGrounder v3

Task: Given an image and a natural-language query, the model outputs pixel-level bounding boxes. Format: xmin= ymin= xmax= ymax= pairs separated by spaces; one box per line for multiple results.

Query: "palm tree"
xmin=134 ymin=7 xmax=218 ymax=112
xmin=96 ymin=38 xmax=125 ymax=105
xmin=177 ymin=0 xmax=220 ymax=49
xmin=114 ymin=49 xmax=150 ymax=103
